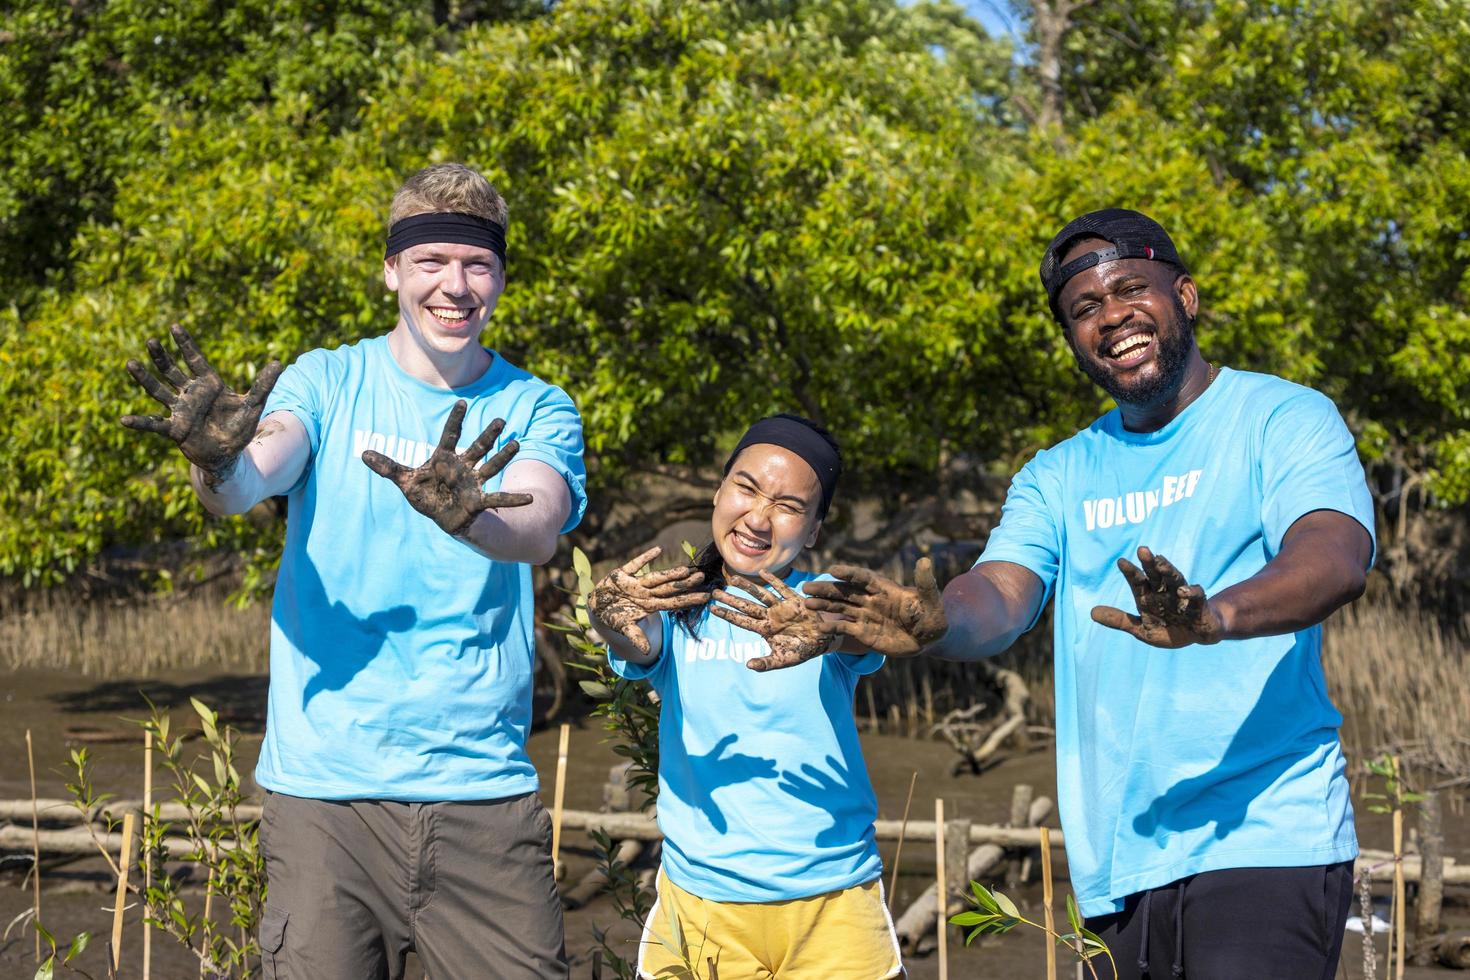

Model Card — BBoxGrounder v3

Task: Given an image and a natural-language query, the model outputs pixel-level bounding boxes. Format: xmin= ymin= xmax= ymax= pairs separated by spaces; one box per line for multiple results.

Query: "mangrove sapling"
xmin=29 ymin=922 xmax=97 ymax=980
xmin=949 ymin=885 xmax=1115 ymax=980
xmin=1365 ymin=753 xmax=1423 ymax=980
xmin=119 ymin=325 xmax=283 ymax=489
xmin=361 ymin=399 xmax=532 ymax=536
xmin=63 ymin=698 xmax=265 ymax=978
xmin=593 ymin=848 xmax=711 ymax=980
xmin=555 ymin=546 xmax=664 ymax=809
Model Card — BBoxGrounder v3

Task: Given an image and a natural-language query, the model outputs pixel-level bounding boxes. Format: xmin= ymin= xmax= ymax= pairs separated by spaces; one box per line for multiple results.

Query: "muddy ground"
xmin=1 ymin=666 xmax=1465 ymax=979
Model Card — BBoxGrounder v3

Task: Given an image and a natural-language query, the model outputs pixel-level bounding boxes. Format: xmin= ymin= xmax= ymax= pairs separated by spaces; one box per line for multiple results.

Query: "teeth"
xmin=430 ymin=307 xmax=469 ymax=321
xmin=734 ymin=531 xmax=769 ymax=550
xmin=1108 ymin=334 xmax=1151 ymax=357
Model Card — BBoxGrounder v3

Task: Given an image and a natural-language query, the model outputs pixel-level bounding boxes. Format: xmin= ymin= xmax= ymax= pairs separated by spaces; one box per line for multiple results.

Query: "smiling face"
xmin=711 ymin=444 xmax=824 ymax=581
xmin=384 ymin=241 xmax=505 ymax=363
xmin=1057 ymin=238 xmax=1200 ymax=406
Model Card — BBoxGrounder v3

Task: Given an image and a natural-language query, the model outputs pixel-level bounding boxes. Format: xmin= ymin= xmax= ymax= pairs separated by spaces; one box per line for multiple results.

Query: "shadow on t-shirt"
xmin=1131 ymin=644 xmax=1341 ymax=840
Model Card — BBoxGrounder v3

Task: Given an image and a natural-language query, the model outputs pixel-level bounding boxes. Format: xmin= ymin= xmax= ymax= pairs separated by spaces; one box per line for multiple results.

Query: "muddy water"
xmin=2 ymin=666 xmax=1465 ymax=978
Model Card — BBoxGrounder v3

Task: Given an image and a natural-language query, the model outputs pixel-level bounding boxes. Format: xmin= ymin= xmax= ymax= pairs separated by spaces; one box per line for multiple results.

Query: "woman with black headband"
xmin=588 ymin=413 xmax=903 ymax=979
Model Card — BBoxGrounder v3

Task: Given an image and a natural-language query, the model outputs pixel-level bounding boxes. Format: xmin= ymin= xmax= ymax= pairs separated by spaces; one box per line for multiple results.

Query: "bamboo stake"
xmin=111 ymin=811 xmax=136 ymax=974
xmin=1042 ymin=825 xmax=1057 ymax=980
xmin=551 ymin=723 xmax=571 ymax=875
xmin=26 ymin=729 xmax=41 ymax=964
xmin=142 ymin=730 xmax=153 ymax=980
xmin=200 ymin=862 xmax=216 ymax=979
xmin=1394 ymin=807 xmax=1405 ymax=980
xmin=935 ymin=798 xmax=948 ymax=980
xmin=887 ymin=771 xmax=918 ymax=908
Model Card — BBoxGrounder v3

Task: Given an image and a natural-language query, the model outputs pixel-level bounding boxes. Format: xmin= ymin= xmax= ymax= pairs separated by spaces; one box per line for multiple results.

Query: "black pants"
xmin=1089 ymin=862 xmax=1354 ymax=980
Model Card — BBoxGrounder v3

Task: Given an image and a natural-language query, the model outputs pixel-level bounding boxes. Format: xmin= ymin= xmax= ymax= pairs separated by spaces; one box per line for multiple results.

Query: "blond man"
xmin=121 ymin=164 xmax=586 ymax=978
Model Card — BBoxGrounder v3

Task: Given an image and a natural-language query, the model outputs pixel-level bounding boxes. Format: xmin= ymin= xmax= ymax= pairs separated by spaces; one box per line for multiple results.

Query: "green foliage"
xmin=63 ymin=698 xmax=265 ymax=977
xmin=951 ymin=883 xmax=1114 ymax=979
xmin=1363 ymin=752 xmax=1426 ymax=814
xmin=555 ymin=546 xmax=660 ymax=808
xmin=0 ymin=0 xmax=1465 ymax=585
xmin=586 ymin=828 xmax=654 ymax=980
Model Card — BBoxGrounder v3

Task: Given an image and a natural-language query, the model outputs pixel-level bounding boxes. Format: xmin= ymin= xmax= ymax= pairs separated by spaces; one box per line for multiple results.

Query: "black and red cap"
xmin=1039 ymin=208 xmax=1188 ymax=318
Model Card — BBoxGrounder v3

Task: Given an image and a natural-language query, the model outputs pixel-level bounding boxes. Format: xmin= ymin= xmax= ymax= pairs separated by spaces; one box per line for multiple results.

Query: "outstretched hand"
xmin=711 ymin=570 xmax=837 ymax=672
xmin=587 ymin=546 xmax=707 ymax=656
xmin=119 ymin=325 xmax=283 ymax=487
xmin=800 ymin=557 xmax=947 ymax=658
xmin=362 ymin=399 xmax=532 ymax=537
xmin=1091 ymin=546 xmax=1226 ymax=647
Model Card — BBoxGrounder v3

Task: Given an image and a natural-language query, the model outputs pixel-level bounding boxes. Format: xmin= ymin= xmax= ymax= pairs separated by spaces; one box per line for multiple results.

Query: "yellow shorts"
xmin=637 ymin=868 xmax=904 ymax=979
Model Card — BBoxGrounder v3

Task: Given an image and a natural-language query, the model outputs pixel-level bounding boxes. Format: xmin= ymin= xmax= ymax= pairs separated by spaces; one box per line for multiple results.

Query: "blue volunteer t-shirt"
xmin=609 ymin=569 xmax=886 ymax=902
xmin=255 ymin=335 xmax=587 ymax=801
xmin=978 ymin=368 xmax=1374 ymax=917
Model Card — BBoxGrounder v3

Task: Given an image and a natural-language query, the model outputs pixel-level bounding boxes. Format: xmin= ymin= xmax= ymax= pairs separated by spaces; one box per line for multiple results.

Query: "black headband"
xmin=724 ymin=414 xmax=843 ymax=520
xmin=385 ymin=212 xmax=507 ymax=268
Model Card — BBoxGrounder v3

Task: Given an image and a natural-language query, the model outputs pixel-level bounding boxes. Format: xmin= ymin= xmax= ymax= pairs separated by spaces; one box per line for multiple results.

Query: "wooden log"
xmin=1413 ymin=791 xmax=1444 ymax=967
xmin=0 ymin=799 xmax=263 ymax=825
xmin=0 ymin=825 xmax=227 ymax=859
xmin=1438 ymin=931 xmax=1470 ymax=970
xmin=554 ymin=810 xmax=1068 ymax=847
xmin=1357 ymin=851 xmax=1468 ymax=886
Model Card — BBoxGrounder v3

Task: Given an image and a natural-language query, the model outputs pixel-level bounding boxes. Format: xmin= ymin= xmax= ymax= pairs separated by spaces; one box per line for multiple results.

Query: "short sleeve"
xmin=262 ymin=350 xmax=328 ymax=457
xmin=835 ymin=651 xmax=885 ymax=676
xmin=606 ymin=611 xmax=674 ymax=688
xmin=1258 ymin=389 xmax=1376 ymax=564
xmin=513 ymin=385 xmax=588 ymax=534
xmin=974 ymin=453 xmax=1061 ymax=631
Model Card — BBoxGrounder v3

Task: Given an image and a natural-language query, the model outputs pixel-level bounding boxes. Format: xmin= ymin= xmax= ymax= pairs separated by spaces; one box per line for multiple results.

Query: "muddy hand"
xmin=712 ymin=570 xmax=837 ymax=672
xmin=119 ymin=325 xmax=283 ymax=487
xmin=361 ymin=400 xmax=533 ymax=537
xmin=1090 ymin=546 xmax=1225 ymax=648
xmin=587 ymin=546 xmax=707 ymax=655
xmin=801 ymin=557 xmax=947 ymax=657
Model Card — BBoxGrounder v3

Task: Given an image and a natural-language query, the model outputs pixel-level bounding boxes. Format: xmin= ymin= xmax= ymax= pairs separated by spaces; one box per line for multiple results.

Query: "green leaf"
xmin=64 ymin=932 xmax=90 ymax=962
xmin=1066 ymin=893 xmax=1083 ymax=934
xmin=992 ymin=889 xmax=1020 ymax=919
xmin=579 ymin=680 xmax=613 ymax=699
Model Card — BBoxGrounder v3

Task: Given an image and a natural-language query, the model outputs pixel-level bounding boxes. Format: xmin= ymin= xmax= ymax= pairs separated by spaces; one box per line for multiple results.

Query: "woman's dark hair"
xmin=673 ymin=541 xmax=723 ymax=639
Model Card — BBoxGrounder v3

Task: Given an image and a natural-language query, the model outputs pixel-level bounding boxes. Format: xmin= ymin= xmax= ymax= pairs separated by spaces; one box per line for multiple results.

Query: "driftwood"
xmin=0 ymin=799 xmax=262 ymax=825
xmin=1439 ymin=932 xmax=1470 ymax=969
xmin=1413 ymin=790 xmax=1445 ymax=966
xmin=934 ymin=667 xmax=1032 ymax=776
xmin=0 ymin=824 xmax=225 ymax=859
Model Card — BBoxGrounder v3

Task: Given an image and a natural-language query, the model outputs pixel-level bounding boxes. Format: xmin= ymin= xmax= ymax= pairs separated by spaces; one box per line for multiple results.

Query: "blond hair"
xmin=389 ymin=163 xmax=508 ymax=226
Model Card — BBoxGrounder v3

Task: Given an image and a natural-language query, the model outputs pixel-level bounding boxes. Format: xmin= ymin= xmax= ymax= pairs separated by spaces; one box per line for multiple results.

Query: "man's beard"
xmin=1074 ymin=296 xmax=1196 ymax=406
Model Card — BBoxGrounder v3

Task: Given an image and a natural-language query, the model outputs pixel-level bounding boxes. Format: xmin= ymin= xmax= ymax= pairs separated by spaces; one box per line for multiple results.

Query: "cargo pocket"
xmin=258 ymin=907 xmax=288 ymax=979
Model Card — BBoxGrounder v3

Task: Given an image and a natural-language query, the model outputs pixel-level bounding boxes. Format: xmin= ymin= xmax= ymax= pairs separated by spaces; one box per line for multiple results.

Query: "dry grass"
xmin=1325 ymin=598 xmax=1470 ymax=791
xmin=0 ymin=587 xmax=269 ymax=677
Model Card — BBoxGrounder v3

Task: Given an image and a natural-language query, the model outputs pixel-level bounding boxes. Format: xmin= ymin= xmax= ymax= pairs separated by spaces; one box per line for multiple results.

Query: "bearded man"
xmin=806 ymin=209 xmax=1375 ymax=980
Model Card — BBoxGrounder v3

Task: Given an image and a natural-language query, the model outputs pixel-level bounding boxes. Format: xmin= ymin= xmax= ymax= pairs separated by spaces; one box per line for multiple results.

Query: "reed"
xmin=1324 ymin=598 xmax=1470 ymax=787
xmin=0 ymin=585 xmax=268 ymax=676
